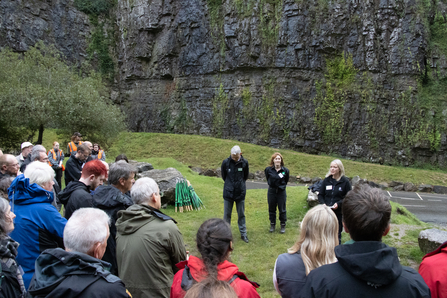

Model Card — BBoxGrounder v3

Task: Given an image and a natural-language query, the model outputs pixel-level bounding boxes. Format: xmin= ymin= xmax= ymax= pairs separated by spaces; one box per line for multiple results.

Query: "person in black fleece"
xmin=300 ymin=185 xmax=430 ymax=298
xmin=58 ymin=160 xmax=108 ymax=219
xmin=265 ymin=152 xmax=289 ymax=233
xmin=64 ymin=144 xmax=90 ymax=187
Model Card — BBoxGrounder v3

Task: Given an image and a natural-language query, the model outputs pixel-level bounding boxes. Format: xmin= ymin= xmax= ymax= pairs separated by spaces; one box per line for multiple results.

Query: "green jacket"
xmin=116 ymin=204 xmax=187 ymax=298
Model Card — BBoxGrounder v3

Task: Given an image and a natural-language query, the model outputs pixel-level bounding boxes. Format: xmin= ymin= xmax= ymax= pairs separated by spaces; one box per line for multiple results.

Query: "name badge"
xmin=238 ymin=168 xmax=243 ymax=171
xmin=278 ymin=173 xmax=284 ymax=178
xmin=339 ymin=187 xmax=342 ymax=191
xmin=326 ymin=185 xmax=332 ymax=190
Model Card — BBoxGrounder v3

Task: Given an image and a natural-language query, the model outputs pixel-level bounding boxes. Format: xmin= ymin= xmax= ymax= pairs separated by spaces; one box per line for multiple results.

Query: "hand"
xmin=332 ymin=203 xmax=338 ymax=210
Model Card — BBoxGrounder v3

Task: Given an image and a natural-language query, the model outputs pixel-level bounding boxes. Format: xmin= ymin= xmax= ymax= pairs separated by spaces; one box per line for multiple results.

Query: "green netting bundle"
xmin=175 ymin=179 xmax=205 ymax=212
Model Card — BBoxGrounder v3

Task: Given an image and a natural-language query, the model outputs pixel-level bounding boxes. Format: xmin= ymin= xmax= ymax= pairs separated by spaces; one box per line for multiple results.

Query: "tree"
xmin=0 ymin=41 xmax=126 ymax=150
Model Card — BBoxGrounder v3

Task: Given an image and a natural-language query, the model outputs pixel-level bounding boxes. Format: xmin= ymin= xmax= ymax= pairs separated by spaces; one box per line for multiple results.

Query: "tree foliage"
xmin=0 ymin=41 xmax=126 ymax=151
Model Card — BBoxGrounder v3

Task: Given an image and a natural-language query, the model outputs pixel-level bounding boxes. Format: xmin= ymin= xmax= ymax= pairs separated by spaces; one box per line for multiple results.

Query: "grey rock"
xmin=137 ymin=167 xmax=184 ymax=205
xmin=202 ymin=169 xmax=217 ymax=177
xmin=393 ymin=185 xmax=404 ymax=191
xmin=419 ymin=229 xmax=447 ymax=254
xmin=433 ymin=185 xmax=447 ymax=194
xmin=403 ymin=182 xmax=417 ymax=192
xmin=351 ymin=176 xmax=367 ymax=186
xmin=390 ymin=181 xmax=404 ymax=187
xmin=379 ymin=182 xmax=389 ymax=189
xmin=289 ymin=175 xmax=297 ymax=183
xmin=418 ymin=184 xmax=433 ymax=193
xmin=248 ymin=172 xmax=255 ymax=180
xmin=216 ymin=168 xmax=222 ymax=178
xmin=254 ymin=171 xmax=265 ymax=181
xmin=299 ymin=177 xmax=312 ymax=183
xmin=311 ymin=177 xmax=322 ymax=184
xmin=131 ymin=162 xmax=154 ymax=173
xmin=190 ymin=167 xmax=202 ymax=174
xmin=307 ymin=190 xmax=319 ymax=208
xmin=368 ymin=181 xmax=380 ymax=188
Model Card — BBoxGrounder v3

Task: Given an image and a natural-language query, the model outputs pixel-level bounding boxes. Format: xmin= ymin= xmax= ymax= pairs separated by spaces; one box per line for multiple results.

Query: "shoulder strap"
xmin=228 ymin=274 xmax=238 ymax=284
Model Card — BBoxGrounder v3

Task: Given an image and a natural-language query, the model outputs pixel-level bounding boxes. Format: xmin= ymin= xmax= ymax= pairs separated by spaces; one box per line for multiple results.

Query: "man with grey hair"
xmin=27 ymin=208 xmax=131 ymax=297
xmin=19 ymin=145 xmax=47 ymax=173
xmin=0 ymin=154 xmax=20 ymax=179
xmin=92 ymin=161 xmax=136 ymax=275
xmin=116 ymin=177 xmax=186 ymax=298
xmin=221 ymin=145 xmax=250 ymax=243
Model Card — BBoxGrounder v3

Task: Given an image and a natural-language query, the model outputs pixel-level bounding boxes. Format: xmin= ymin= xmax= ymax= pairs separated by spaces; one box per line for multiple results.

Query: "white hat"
xmin=21 ymin=142 xmax=33 ymax=150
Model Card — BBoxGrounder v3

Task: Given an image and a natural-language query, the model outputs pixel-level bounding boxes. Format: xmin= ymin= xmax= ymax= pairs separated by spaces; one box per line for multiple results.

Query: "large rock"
xmin=137 ymin=168 xmax=184 ymax=205
xmin=390 ymin=181 xmax=404 ymax=187
xmin=419 ymin=229 xmax=447 ymax=254
xmin=311 ymin=177 xmax=322 ymax=184
xmin=403 ymin=182 xmax=417 ymax=192
xmin=307 ymin=190 xmax=319 ymax=208
xmin=299 ymin=177 xmax=312 ymax=184
xmin=201 ymin=169 xmax=217 ymax=177
xmin=433 ymin=185 xmax=447 ymax=194
xmin=254 ymin=171 xmax=265 ymax=181
xmin=393 ymin=185 xmax=404 ymax=191
xmin=130 ymin=162 xmax=154 ymax=173
xmin=351 ymin=176 xmax=367 ymax=186
xmin=418 ymin=184 xmax=433 ymax=193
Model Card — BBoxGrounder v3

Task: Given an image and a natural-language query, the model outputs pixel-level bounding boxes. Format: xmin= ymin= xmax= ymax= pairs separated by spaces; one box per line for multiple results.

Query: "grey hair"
xmin=64 ymin=208 xmax=110 ymax=254
xmin=131 ymin=177 xmax=159 ymax=205
xmin=325 ymin=159 xmax=346 ymax=179
xmin=24 ymin=161 xmax=54 ymax=186
xmin=0 ymin=198 xmax=12 ymax=237
xmin=230 ymin=146 xmax=241 ymax=155
xmin=108 ymin=161 xmax=137 ymax=185
xmin=30 ymin=145 xmax=46 ymax=161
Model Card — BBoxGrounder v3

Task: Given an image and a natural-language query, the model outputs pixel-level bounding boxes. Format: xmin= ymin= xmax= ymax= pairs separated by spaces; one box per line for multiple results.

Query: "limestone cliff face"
xmin=2 ymin=0 xmax=447 ymax=167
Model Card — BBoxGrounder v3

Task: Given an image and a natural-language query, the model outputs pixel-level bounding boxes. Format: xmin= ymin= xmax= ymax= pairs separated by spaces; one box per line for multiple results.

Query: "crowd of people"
xmin=0 ymin=138 xmax=444 ymax=298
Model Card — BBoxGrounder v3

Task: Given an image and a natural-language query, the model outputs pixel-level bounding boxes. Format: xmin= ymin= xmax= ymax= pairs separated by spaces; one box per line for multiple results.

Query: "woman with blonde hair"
xmin=318 ymin=159 xmax=352 ymax=244
xmin=273 ymin=205 xmax=338 ymax=298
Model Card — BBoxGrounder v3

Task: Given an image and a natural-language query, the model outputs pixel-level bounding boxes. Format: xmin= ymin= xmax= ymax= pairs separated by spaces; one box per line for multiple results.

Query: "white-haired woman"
xmin=8 ymin=161 xmax=67 ymax=289
xmin=318 ymin=159 xmax=352 ymax=244
xmin=273 ymin=205 xmax=338 ymax=298
xmin=0 ymin=197 xmax=25 ymax=297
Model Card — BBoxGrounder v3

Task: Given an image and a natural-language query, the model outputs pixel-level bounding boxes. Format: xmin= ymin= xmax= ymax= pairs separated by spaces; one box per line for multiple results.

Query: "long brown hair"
xmin=288 ymin=205 xmax=338 ymax=275
xmin=269 ymin=152 xmax=284 ymax=167
xmin=184 ymin=278 xmax=237 ymax=298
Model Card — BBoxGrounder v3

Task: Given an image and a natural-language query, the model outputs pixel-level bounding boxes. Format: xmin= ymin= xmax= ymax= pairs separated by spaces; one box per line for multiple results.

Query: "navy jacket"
xmin=265 ymin=166 xmax=290 ymax=191
xmin=221 ymin=156 xmax=249 ymax=201
xmin=318 ymin=175 xmax=351 ymax=215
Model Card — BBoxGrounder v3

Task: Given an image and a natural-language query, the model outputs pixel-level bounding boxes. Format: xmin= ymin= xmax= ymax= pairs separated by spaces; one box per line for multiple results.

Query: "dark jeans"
xmin=53 ymin=167 xmax=63 ymax=189
xmin=223 ymin=199 xmax=246 ymax=236
xmin=268 ymin=188 xmax=287 ymax=224
xmin=335 ymin=211 xmax=343 ymax=245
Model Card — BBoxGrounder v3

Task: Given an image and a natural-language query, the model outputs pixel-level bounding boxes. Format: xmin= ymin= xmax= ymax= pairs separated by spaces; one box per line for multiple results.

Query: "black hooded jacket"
xmin=27 ymin=248 xmax=130 ymax=298
xmin=64 ymin=155 xmax=84 ymax=187
xmin=92 ymin=185 xmax=133 ymax=276
xmin=58 ymin=181 xmax=92 ymax=220
xmin=221 ymin=156 xmax=249 ymax=201
xmin=300 ymin=241 xmax=430 ymax=298
xmin=318 ymin=175 xmax=351 ymax=215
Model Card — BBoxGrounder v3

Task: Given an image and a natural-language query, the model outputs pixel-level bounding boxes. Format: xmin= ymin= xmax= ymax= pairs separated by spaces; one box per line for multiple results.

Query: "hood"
xmin=28 ymin=248 xmax=118 ymax=297
xmin=116 ymin=204 xmax=156 ymax=235
xmin=58 ymin=181 xmax=90 ymax=205
xmin=188 ymin=255 xmax=239 ymax=282
xmin=335 ymin=241 xmax=402 ymax=287
xmin=8 ymin=174 xmax=54 ymax=205
xmin=92 ymin=185 xmax=133 ymax=209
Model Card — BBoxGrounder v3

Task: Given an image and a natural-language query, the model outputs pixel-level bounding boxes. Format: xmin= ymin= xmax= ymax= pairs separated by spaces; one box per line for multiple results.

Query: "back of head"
xmin=184 ymin=278 xmax=238 ymax=298
xmin=342 ymin=184 xmax=391 ymax=242
xmin=0 ymin=197 xmax=13 ymax=237
xmin=0 ymin=177 xmax=14 ymax=198
xmin=108 ymin=161 xmax=136 ymax=185
xmin=0 ymin=154 xmax=14 ymax=168
xmin=81 ymin=160 xmax=107 ymax=179
xmin=24 ymin=161 xmax=54 ymax=187
xmin=77 ymin=144 xmax=90 ymax=154
xmin=131 ymin=177 xmax=158 ymax=204
xmin=115 ymin=154 xmax=128 ymax=163
xmin=196 ymin=219 xmax=233 ymax=279
xmin=30 ymin=145 xmax=46 ymax=161
xmin=64 ymin=208 xmax=110 ymax=255
xmin=288 ymin=204 xmax=338 ymax=275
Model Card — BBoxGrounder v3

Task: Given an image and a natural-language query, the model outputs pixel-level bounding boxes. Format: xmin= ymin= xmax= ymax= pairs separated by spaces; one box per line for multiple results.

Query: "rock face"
xmin=3 ymin=0 xmax=447 ymax=167
xmin=137 ymin=167 xmax=184 ymax=205
xmin=419 ymin=229 xmax=447 ymax=254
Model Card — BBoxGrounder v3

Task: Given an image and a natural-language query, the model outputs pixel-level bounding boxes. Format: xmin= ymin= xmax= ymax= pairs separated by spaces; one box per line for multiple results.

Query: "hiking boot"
xmin=269 ymin=224 xmax=275 ymax=233
xmin=241 ymin=235 xmax=249 ymax=243
xmin=280 ymin=223 xmax=286 ymax=234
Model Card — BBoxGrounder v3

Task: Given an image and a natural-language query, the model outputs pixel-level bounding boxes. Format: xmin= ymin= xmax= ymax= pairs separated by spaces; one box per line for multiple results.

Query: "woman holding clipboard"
xmin=318 ymin=159 xmax=351 ymax=244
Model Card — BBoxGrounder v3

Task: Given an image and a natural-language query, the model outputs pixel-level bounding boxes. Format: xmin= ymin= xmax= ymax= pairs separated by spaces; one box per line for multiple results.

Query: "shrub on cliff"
xmin=0 ymin=41 xmax=126 ymax=150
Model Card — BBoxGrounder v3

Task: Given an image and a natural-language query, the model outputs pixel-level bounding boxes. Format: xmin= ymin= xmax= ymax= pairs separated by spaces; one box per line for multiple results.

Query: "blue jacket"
xmin=8 ymin=174 xmax=67 ymax=289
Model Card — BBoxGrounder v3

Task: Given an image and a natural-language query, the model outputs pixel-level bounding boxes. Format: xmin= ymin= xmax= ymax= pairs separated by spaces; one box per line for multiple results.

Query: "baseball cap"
xmin=21 ymin=142 xmax=33 ymax=150
xmin=73 ymin=132 xmax=82 ymax=137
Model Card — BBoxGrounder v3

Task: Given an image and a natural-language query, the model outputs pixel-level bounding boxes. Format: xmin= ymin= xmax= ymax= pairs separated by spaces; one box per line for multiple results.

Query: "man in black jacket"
xmin=27 ymin=208 xmax=131 ymax=298
xmin=64 ymin=144 xmax=90 ymax=187
xmin=59 ymin=160 xmax=107 ymax=219
xmin=221 ymin=145 xmax=249 ymax=243
xmin=300 ymin=185 xmax=430 ymax=298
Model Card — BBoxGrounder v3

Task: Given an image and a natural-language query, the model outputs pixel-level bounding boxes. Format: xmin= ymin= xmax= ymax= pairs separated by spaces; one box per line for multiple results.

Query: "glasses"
xmin=159 ymin=192 xmax=164 ymax=197
xmin=8 ymin=163 xmax=19 ymax=167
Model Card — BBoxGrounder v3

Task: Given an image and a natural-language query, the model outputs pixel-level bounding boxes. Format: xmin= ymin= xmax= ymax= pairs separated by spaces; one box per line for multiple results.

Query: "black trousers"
xmin=268 ymin=188 xmax=287 ymax=224
xmin=54 ymin=167 xmax=63 ymax=189
xmin=334 ymin=211 xmax=343 ymax=245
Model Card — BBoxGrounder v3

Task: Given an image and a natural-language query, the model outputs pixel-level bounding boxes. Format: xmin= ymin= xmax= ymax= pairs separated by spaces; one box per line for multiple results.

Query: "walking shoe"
xmin=269 ymin=224 xmax=275 ymax=233
xmin=280 ymin=224 xmax=286 ymax=234
xmin=241 ymin=235 xmax=249 ymax=243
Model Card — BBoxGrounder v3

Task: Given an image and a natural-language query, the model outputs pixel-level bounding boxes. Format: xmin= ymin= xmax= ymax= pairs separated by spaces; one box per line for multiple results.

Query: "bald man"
xmin=0 ymin=154 xmax=20 ymax=179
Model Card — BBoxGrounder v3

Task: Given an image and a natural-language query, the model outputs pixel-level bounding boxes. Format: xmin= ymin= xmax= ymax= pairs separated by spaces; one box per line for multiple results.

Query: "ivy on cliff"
xmin=212 ymin=83 xmax=229 ymax=138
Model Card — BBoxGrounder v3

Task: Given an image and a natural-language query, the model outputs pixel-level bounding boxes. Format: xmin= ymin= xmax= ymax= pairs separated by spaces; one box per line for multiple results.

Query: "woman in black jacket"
xmin=318 ymin=159 xmax=351 ymax=244
xmin=265 ymin=152 xmax=289 ymax=234
xmin=0 ymin=197 xmax=25 ymax=298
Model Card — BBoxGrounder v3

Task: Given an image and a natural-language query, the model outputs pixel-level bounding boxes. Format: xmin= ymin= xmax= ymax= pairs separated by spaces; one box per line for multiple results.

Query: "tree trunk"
xmin=37 ymin=124 xmax=44 ymax=145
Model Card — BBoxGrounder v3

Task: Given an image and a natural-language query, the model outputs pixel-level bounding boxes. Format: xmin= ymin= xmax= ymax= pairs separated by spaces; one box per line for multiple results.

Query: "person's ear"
xmin=383 ymin=224 xmax=391 ymax=237
xmin=92 ymin=242 xmax=102 ymax=259
xmin=342 ymin=222 xmax=349 ymax=234
xmin=89 ymin=174 xmax=95 ymax=182
xmin=229 ymin=241 xmax=234 ymax=251
xmin=119 ymin=177 xmax=125 ymax=186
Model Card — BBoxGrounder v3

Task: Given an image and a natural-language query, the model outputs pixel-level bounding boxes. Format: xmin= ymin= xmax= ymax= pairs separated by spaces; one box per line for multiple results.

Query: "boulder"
xmin=190 ymin=167 xmax=203 ymax=174
xmin=202 ymin=169 xmax=217 ymax=177
xmin=419 ymin=229 xmax=447 ymax=254
xmin=393 ymin=185 xmax=404 ymax=191
xmin=403 ymin=182 xmax=417 ymax=192
xmin=254 ymin=170 xmax=265 ymax=181
xmin=311 ymin=177 xmax=322 ymax=184
xmin=351 ymin=176 xmax=367 ymax=186
xmin=368 ymin=181 xmax=380 ymax=188
xmin=379 ymin=182 xmax=389 ymax=189
xmin=137 ymin=167 xmax=184 ymax=205
xmin=299 ymin=177 xmax=312 ymax=183
xmin=129 ymin=161 xmax=154 ymax=173
xmin=433 ymin=185 xmax=447 ymax=194
xmin=216 ymin=168 xmax=222 ymax=178
xmin=418 ymin=184 xmax=433 ymax=193
xmin=307 ymin=190 xmax=319 ymax=207
xmin=247 ymin=172 xmax=255 ymax=180
xmin=289 ymin=175 xmax=297 ymax=183
xmin=389 ymin=181 xmax=404 ymax=187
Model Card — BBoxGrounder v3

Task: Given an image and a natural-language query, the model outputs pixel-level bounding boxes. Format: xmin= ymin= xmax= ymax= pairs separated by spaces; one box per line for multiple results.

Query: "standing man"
xmin=64 ymin=144 xmax=90 ymax=187
xmin=16 ymin=142 xmax=33 ymax=167
xmin=221 ymin=145 xmax=249 ymax=243
xmin=48 ymin=142 xmax=65 ymax=188
xmin=116 ymin=177 xmax=186 ymax=298
xmin=67 ymin=132 xmax=83 ymax=156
